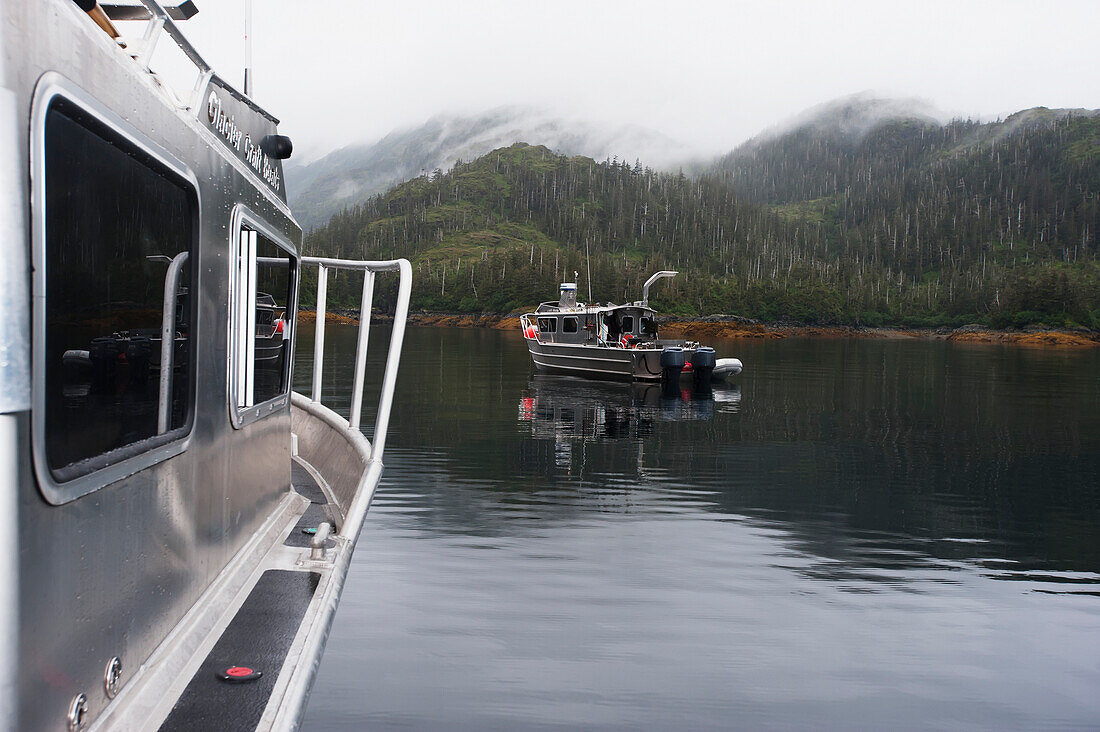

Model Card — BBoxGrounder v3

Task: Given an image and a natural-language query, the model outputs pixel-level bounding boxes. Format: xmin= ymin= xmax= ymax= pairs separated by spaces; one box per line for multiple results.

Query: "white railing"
xmin=301 ymin=257 xmax=411 ymax=461
xmin=124 ymin=0 xmax=278 ymax=122
xmin=128 ymin=0 xmax=213 ymax=112
xmin=519 ymin=314 xmax=537 ymax=343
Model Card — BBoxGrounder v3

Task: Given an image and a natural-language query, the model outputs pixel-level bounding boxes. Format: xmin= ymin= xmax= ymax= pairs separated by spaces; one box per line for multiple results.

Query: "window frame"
xmin=30 ymin=74 xmax=201 ymax=505
xmin=537 ymin=317 xmax=557 ymax=334
xmin=562 ymin=317 xmax=579 ymax=334
xmin=228 ymin=205 xmax=299 ymax=429
xmin=621 ymin=315 xmax=635 ymax=334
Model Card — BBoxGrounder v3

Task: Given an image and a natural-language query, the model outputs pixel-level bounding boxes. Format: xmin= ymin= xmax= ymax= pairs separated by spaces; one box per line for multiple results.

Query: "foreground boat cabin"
xmin=0 ymin=2 xmax=410 ymax=730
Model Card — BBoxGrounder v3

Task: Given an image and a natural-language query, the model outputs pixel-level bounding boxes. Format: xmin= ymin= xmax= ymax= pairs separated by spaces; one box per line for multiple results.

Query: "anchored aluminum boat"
xmin=0 ymin=2 xmax=410 ymax=730
xmin=520 ymin=272 xmax=743 ymax=384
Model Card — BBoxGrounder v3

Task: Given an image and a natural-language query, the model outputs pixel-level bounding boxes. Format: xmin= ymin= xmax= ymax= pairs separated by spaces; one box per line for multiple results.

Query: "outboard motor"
xmin=660 ymin=346 xmax=685 ymax=396
xmin=691 ymin=346 xmax=716 ymax=391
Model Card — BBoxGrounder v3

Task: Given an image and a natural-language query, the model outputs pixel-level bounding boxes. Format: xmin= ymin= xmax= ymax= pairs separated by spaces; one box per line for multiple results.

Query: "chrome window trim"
xmin=30 ymin=73 xmax=201 ymax=505
xmin=227 ymin=205 xmax=299 ymax=430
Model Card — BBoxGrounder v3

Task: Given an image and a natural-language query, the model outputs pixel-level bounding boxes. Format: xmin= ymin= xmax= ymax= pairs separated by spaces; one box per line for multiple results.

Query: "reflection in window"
xmin=537 ymin=317 xmax=556 ymax=333
xmin=562 ymin=317 xmax=578 ymax=333
xmin=233 ymin=228 xmax=294 ymax=411
xmin=43 ymin=98 xmax=195 ymax=481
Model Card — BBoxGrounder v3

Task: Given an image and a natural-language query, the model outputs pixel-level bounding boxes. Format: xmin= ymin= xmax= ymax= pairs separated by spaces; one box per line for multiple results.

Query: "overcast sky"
xmin=157 ymin=0 xmax=1100 ymax=161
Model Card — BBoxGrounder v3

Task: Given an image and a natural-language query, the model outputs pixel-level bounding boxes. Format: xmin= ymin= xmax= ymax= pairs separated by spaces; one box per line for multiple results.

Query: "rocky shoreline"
xmin=657 ymin=316 xmax=1100 ymax=347
xmin=298 ymin=310 xmax=1099 ymax=348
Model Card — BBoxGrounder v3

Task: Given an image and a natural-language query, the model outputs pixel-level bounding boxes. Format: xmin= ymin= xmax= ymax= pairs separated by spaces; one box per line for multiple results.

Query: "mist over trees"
xmin=303 ymin=108 xmax=1098 ymax=328
xmin=286 ymin=107 xmax=692 ymax=231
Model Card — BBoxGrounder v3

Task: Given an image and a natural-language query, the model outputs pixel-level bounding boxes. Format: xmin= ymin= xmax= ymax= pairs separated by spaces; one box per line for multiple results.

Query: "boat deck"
xmin=157 ymin=460 xmax=333 ymax=731
xmin=158 ymin=569 xmax=321 ymax=731
xmin=285 ymin=461 xmax=337 ymax=548
xmin=88 ymin=395 xmax=381 ymax=732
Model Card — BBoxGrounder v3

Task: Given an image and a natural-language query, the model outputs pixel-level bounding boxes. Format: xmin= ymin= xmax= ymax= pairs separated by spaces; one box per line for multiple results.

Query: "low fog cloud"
xmin=171 ymin=0 xmax=1100 ymax=162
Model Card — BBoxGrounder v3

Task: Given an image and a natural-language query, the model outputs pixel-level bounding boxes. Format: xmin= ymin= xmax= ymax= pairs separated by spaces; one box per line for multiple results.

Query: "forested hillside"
xmin=304 ymin=105 xmax=1099 ymax=328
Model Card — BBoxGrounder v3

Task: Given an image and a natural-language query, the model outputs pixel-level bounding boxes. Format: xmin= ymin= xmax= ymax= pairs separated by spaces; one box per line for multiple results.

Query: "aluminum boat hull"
xmin=526 ymin=340 xmax=699 ymax=381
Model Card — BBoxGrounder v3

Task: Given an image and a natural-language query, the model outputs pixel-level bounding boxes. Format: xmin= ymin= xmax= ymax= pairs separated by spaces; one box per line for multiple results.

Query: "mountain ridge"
xmin=299 ymin=95 xmax=1098 ymax=329
xmin=303 ymin=123 xmax=1097 ymax=329
xmin=286 ymin=106 xmax=697 ymax=230
xmin=712 ymin=97 xmax=1100 ymax=204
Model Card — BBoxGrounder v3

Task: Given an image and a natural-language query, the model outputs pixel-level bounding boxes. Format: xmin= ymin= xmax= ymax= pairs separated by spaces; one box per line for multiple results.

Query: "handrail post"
xmin=137 ymin=15 xmax=166 ymax=72
xmin=369 ymin=260 xmax=411 ymax=459
xmin=348 ymin=270 xmax=375 ymax=431
xmin=157 ymin=251 xmax=188 ymax=434
xmin=311 ymin=264 xmax=328 ymax=403
xmin=190 ymin=68 xmax=214 ymax=113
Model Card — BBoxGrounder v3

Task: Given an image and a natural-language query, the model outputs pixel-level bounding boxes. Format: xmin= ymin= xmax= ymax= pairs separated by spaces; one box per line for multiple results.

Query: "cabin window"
xmin=621 ymin=316 xmax=635 ymax=334
xmin=38 ymin=95 xmax=197 ymax=488
xmin=562 ymin=317 xmax=579 ymax=333
xmin=537 ymin=317 xmax=557 ymax=333
xmin=641 ymin=316 xmax=656 ymax=336
xmin=230 ymin=217 xmax=296 ymax=425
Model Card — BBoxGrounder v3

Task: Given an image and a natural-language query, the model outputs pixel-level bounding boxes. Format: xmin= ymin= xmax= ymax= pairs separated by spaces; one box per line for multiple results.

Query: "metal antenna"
xmin=243 ymin=0 xmax=252 ymax=95
xmin=585 ymin=239 xmax=592 ymax=303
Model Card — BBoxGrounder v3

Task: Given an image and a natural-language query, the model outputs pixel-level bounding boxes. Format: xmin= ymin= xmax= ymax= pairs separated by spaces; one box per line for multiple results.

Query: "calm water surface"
xmin=300 ymin=325 xmax=1100 ymax=730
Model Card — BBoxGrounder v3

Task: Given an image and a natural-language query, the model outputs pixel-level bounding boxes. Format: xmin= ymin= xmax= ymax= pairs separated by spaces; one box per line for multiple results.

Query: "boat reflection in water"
xmin=517 ymin=374 xmax=741 ymax=445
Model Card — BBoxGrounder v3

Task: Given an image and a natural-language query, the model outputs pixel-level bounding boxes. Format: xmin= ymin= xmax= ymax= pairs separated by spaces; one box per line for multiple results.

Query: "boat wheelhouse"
xmin=520 ymin=272 xmax=743 ymax=383
xmin=0 ymin=2 xmax=411 ymax=729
